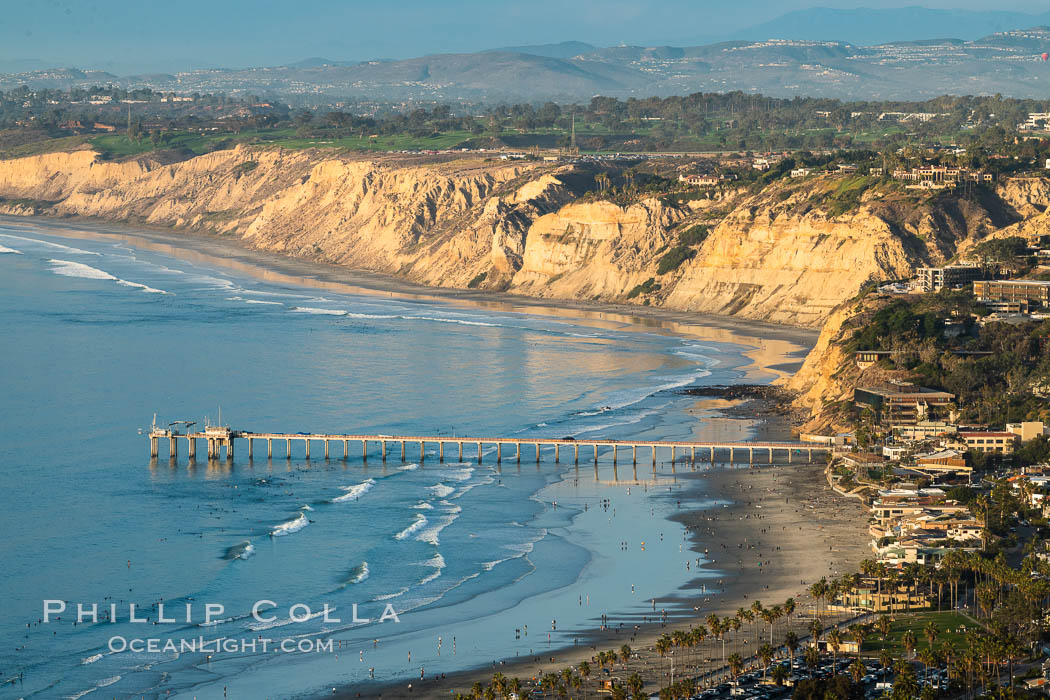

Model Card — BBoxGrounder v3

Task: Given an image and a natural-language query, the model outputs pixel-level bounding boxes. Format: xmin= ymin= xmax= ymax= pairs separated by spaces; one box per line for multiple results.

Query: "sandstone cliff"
xmin=1 ymin=147 xmax=1044 ymax=428
xmin=0 ymin=146 xmax=1013 ymax=332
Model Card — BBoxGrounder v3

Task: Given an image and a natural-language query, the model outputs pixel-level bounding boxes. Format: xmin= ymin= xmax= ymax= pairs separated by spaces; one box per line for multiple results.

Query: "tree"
xmin=620 ymin=644 xmax=632 ymax=665
xmin=809 ymin=617 xmax=823 ymax=645
xmin=728 ymin=653 xmax=743 ymax=679
xmin=785 ymin=631 xmax=800 ymax=665
xmin=759 ymin=643 xmax=775 ymax=679
xmin=849 ymin=657 xmax=866 ymax=683
xmin=902 ymin=629 xmax=917 ymax=659
xmin=923 ymin=620 xmax=938 ymax=649
xmin=892 ymin=660 xmax=920 ymax=700
xmin=876 ymin=614 xmax=891 ymax=641
xmin=826 ymin=628 xmax=843 ymax=666
xmin=804 ymin=645 xmax=821 ymax=679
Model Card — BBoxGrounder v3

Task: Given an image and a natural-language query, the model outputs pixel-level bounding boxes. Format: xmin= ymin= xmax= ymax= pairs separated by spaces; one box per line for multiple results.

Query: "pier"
xmin=147 ymin=424 xmax=828 ymax=466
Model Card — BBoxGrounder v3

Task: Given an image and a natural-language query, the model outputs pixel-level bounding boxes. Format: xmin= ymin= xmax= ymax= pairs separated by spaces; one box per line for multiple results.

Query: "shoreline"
xmin=0 ymin=213 xmax=816 ymax=384
xmin=1 ymin=215 xmax=841 ymax=700
xmin=323 ymin=402 xmax=871 ymax=700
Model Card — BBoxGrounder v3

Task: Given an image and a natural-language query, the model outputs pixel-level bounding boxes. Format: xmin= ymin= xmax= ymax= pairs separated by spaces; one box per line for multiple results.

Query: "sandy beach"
xmin=330 ymin=422 xmax=872 ymax=699
xmin=0 ymin=214 xmax=858 ymax=700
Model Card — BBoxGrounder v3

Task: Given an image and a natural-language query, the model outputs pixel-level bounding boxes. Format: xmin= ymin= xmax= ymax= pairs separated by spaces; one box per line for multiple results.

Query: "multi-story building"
xmin=917 ymin=265 xmax=984 ymax=292
xmin=854 ymin=383 xmax=956 ymax=425
xmin=974 ymin=280 xmax=1050 ymax=308
xmin=957 ymin=431 xmax=1020 ymax=454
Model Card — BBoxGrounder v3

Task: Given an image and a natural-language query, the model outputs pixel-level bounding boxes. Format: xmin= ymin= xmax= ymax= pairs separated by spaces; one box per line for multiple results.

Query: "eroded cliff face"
xmin=0 ymin=147 xmax=1021 ymax=332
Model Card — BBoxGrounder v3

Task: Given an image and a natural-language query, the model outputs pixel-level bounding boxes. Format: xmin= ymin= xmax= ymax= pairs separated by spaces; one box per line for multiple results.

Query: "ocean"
xmin=0 ymin=218 xmax=795 ymax=699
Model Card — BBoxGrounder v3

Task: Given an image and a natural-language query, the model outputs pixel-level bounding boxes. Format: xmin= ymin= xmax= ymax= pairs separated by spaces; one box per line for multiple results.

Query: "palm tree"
xmin=940 ymin=639 xmax=956 ymax=683
xmin=728 ymin=653 xmax=743 ymax=680
xmin=876 ymin=614 xmax=891 ymax=642
xmin=850 ymin=657 xmax=866 ymax=683
xmin=892 ymin=659 xmax=920 ymax=700
xmin=879 ymin=649 xmax=894 ymax=683
xmin=826 ymin=628 xmax=843 ymax=668
xmin=918 ymin=647 xmax=937 ymax=686
xmin=619 ymin=644 xmax=631 ymax=666
xmin=923 ymin=620 xmax=938 ymax=650
xmin=783 ymin=598 xmax=796 ymax=631
xmin=808 ymin=618 xmax=823 ymax=645
xmin=760 ymin=608 xmax=775 ymax=645
xmin=902 ymin=629 xmax=917 ymax=660
xmin=849 ymin=624 xmax=866 ymax=658
xmin=785 ymin=631 xmax=799 ymax=667
xmin=804 ymin=645 xmax=821 ymax=679
xmin=759 ymin=643 xmax=775 ymax=680
xmin=492 ymin=673 xmax=508 ymax=698
xmin=771 ymin=664 xmax=788 ymax=686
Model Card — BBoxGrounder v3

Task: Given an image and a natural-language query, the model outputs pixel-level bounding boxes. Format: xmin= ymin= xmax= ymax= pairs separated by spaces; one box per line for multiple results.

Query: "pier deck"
xmin=148 ymin=426 xmax=828 ymax=465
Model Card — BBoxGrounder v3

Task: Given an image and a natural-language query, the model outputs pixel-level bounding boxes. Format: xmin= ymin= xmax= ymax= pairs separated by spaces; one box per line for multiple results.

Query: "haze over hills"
xmin=6 ymin=8 xmax=1050 ymax=102
xmin=724 ymin=6 xmax=1050 ymax=46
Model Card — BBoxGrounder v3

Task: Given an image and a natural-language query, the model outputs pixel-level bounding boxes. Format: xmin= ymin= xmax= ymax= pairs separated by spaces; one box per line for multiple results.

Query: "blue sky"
xmin=1 ymin=1 xmax=1047 ymax=74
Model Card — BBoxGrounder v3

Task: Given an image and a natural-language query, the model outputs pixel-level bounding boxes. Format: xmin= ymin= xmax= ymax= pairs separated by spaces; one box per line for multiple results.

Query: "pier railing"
xmin=147 ymin=427 xmax=827 ymax=465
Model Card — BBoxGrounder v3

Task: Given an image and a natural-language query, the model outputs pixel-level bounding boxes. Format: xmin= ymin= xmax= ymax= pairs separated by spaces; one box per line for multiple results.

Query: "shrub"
xmin=626 ymin=278 xmax=659 ymax=299
xmin=656 ymin=245 xmax=696 ymax=275
xmin=678 ymin=224 xmax=709 ymax=247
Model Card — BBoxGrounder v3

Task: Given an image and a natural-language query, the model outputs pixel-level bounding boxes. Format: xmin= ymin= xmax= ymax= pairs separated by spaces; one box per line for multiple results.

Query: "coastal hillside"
xmin=0 ymin=146 xmax=1031 ymax=328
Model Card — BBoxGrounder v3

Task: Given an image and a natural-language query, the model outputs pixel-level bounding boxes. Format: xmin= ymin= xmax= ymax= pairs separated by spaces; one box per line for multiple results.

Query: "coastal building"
xmin=894 ymin=421 xmax=958 ymax=441
xmin=1008 ymin=422 xmax=1048 ymax=441
xmin=916 ymin=264 xmax=984 ymax=292
xmin=855 ymin=350 xmax=894 ymax=369
xmin=913 ymin=449 xmax=970 ymax=475
xmin=854 ymin=383 xmax=955 ymax=425
xmin=829 ymin=577 xmax=932 ymax=612
xmin=974 ymin=280 xmax=1050 ymax=308
xmin=956 ymin=431 xmax=1020 ymax=454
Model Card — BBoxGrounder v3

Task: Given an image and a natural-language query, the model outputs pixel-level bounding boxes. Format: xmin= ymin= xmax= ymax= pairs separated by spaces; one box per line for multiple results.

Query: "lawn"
xmin=861 ymin=611 xmax=980 ymax=656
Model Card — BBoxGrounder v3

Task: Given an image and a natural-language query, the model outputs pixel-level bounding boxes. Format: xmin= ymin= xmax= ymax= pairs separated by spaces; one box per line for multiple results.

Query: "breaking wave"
xmin=270 ymin=512 xmax=309 ymax=537
xmin=394 ymin=514 xmax=428 ymax=540
xmin=332 ymin=479 xmax=375 ymax=503
xmin=48 ymin=259 xmax=167 ymax=293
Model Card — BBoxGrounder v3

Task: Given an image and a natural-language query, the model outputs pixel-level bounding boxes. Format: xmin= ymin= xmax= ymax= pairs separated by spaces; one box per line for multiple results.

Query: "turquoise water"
xmin=0 ymin=219 xmax=773 ymax=699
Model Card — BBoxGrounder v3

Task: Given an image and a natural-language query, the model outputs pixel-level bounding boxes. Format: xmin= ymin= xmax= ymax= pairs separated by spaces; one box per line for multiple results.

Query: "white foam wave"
xmin=451 ymin=475 xmax=494 ymax=499
xmin=97 ymin=676 xmax=121 ymax=688
xmin=49 ymin=259 xmax=116 ymax=280
xmin=0 ymin=245 xmax=21 ymax=254
xmin=412 ymin=501 xmax=434 ymax=509
xmin=346 ymin=561 xmax=370 ymax=585
xmin=439 ymin=501 xmax=463 ymax=514
xmin=243 ymin=299 xmax=282 ymax=305
xmin=270 ymin=512 xmax=309 ymax=537
xmin=440 ymin=467 xmax=474 ymax=482
xmin=417 ymin=513 xmax=458 ymax=545
xmin=597 ymin=368 xmax=713 ymax=413
xmin=395 ymin=514 xmax=428 ymax=540
xmin=291 ymin=306 xmax=346 ymax=316
xmin=247 ymin=609 xmax=324 ymax=632
xmin=426 ymin=483 xmax=455 ymax=498
xmin=81 ymin=653 xmax=104 ymax=665
xmin=0 ymin=232 xmax=99 ymax=255
xmin=332 ymin=478 xmax=375 ymax=503
xmin=373 ymin=586 xmax=410 ymax=601
xmin=48 ymin=259 xmax=167 ymax=293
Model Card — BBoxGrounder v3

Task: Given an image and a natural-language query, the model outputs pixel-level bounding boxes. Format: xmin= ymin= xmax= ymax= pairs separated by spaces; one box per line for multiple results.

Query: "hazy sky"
xmin=2 ymin=0 xmax=1049 ymax=74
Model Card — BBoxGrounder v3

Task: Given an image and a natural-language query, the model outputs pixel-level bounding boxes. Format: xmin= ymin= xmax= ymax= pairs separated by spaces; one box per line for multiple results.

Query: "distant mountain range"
xmin=726 ymin=6 xmax=1050 ymax=46
xmin=7 ymin=8 xmax=1050 ymax=102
